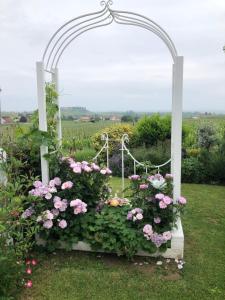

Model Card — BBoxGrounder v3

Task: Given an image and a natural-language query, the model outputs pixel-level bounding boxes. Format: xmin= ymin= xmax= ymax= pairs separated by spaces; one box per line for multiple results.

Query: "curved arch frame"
xmin=36 ymin=0 xmax=183 ymax=208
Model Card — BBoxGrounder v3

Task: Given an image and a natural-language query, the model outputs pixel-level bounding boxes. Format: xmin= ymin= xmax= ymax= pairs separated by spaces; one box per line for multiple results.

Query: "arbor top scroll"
xmin=42 ymin=0 xmax=178 ymax=72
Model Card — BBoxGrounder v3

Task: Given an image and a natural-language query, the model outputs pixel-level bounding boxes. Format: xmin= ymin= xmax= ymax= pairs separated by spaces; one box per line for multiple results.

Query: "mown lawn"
xmin=20 ymin=180 xmax=225 ymax=300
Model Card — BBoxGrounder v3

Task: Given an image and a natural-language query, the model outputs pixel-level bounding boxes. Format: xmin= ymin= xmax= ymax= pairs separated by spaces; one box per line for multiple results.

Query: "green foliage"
xmin=0 ymin=236 xmax=24 ymax=298
xmin=82 ymin=206 xmax=156 ymax=259
xmin=74 ymin=148 xmax=96 ymax=162
xmin=92 ymin=123 xmax=134 ymax=156
xmin=197 ymin=123 xmax=217 ymax=150
xmin=134 ymin=114 xmax=171 ymax=147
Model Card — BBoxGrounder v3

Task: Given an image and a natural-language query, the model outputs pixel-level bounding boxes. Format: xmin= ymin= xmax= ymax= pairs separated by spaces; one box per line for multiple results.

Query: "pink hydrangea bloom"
xmin=155 ymin=193 xmax=164 ymax=200
xmin=58 ymin=219 xmax=67 ymax=229
xmin=163 ymin=196 xmax=172 ymax=205
xmin=53 ymin=196 xmax=61 ymax=202
xmin=51 ymin=209 xmax=59 ymax=217
xmin=129 ymin=175 xmax=140 ymax=180
xmin=139 ymin=184 xmax=149 ymax=190
xmin=49 ymin=180 xmax=55 ymax=188
xmin=83 ymin=165 xmax=92 ymax=173
xmin=143 ymin=224 xmax=153 ymax=235
xmin=163 ymin=231 xmax=172 ymax=241
xmin=60 ymin=199 xmax=68 ymax=212
xmin=178 ymin=196 xmax=187 ymax=205
xmin=73 ymin=166 xmax=82 ymax=174
xmin=54 ymin=200 xmax=62 ymax=209
xmin=53 ymin=177 xmax=61 ymax=186
xmin=91 ymin=163 xmax=100 ymax=171
xmin=105 ymin=168 xmax=112 ymax=175
xmin=136 ymin=213 xmax=143 ymax=220
xmin=33 ymin=181 xmax=43 ymax=188
xmin=43 ymin=220 xmax=53 ymax=229
xmin=70 ymin=199 xmax=87 ymax=215
xmin=154 ymin=217 xmax=161 ymax=224
xmin=61 ymin=181 xmax=73 ymax=190
xmin=159 ymin=201 xmax=167 ymax=209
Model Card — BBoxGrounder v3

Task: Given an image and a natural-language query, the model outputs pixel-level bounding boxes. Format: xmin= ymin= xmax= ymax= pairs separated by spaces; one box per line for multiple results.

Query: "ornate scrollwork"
xmin=100 ymin=1 xmax=113 ymax=8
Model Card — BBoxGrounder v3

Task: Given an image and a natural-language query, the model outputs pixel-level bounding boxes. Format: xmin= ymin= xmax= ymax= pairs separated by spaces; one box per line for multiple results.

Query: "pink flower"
xmin=58 ymin=219 xmax=67 ymax=229
xmin=61 ymin=181 xmax=73 ymax=190
xmin=136 ymin=213 xmax=143 ymax=220
xmin=53 ymin=177 xmax=61 ymax=186
xmin=53 ymin=196 xmax=61 ymax=202
xmin=59 ymin=199 xmax=68 ymax=212
xmin=100 ymin=169 xmax=107 ymax=175
xmin=73 ymin=166 xmax=82 ymax=174
xmin=143 ymin=224 xmax=153 ymax=235
xmin=129 ymin=174 xmax=140 ymax=180
xmin=155 ymin=193 xmax=164 ymax=200
xmin=178 ymin=196 xmax=187 ymax=205
xmin=106 ymin=168 xmax=112 ymax=175
xmin=91 ymin=163 xmax=100 ymax=171
xmin=154 ymin=217 xmax=161 ymax=224
xmin=45 ymin=192 xmax=52 ymax=200
xmin=33 ymin=181 xmax=42 ymax=188
xmin=54 ymin=200 xmax=62 ymax=209
xmin=163 ymin=231 xmax=172 ymax=241
xmin=51 ymin=209 xmax=59 ymax=217
xmin=25 ymin=259 xmax=31 ymax=265
xmin=26 ymin=268 xmax=32 ymax=275
xmin=159 ymin=201 xmax=167 ymax=209
xmin=82 ymin=161 xmax=88 ymax=165
xmin=49 ymin=180 xmax=55 ymax=188
xmin=139 ymin=184 xmax=149 ymax=190
xmin=25 ymin=280 xmax=33 ymax=288
xmin=163 ymin=196 xmax=172 ymax=205
xmin=43 ymin=210 xmax=54 ymax=220
xmin=70 ymin=199 xmax=87 ymax=214
xmin=31 ymin=259 xmax=37 ymax=266
xmin=43 ymin=220 xmax=53 ymax=229
xmin=83 ymin=165 xmax=92 ymax=173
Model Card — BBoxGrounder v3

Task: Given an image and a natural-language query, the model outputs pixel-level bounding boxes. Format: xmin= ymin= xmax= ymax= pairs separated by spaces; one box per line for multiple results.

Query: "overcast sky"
xmin=0 ymin=0 xmax=225 ymax=112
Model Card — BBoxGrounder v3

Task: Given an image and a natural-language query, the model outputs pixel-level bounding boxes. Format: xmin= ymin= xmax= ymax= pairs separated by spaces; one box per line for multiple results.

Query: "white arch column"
xmin=36 ymin=61 xmax=49 ymax=184
xmin=51 ymin=67 xmax=62 ymax=145
xmin=171 ymin=56 xmax=183 ymax=202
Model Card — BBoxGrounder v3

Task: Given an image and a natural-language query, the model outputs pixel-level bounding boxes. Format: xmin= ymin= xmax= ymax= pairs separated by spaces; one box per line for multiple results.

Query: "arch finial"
xmin=100 ymin=1 xmax=113 ymax=8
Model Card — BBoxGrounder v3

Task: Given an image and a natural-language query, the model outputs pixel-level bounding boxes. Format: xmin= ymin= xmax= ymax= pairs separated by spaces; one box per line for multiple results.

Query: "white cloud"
xmin=0 ymin=0 xmax=225 ymax=112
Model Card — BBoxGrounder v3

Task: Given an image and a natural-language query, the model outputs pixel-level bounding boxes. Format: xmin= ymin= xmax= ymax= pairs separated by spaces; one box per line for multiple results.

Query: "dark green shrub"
xmin=135 ymin=114 xmax=171 ymax=147
xmin=182 ymin=157 xmax=206 ymax=183
xmin=0 ymin=236 xmax=24 ymax=298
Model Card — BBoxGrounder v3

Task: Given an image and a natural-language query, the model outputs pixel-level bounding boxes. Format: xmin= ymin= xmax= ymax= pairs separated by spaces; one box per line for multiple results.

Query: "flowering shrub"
xmin=20 ymin=157 xmax=186 ymax=258
xmin=21 ymin=159 xmax=112 ymax=250
xmin=128 ymin=173 xmax=186 ymax=249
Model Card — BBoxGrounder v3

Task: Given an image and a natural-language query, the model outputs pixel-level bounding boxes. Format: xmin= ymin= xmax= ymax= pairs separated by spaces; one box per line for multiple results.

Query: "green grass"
xmin=20 ymin=181 xmax=225 ymax=300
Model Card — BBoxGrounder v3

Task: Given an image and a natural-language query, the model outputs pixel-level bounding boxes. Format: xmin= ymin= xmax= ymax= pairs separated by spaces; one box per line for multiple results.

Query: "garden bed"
xmin=36 ymin=218 xmax=184 ymax=259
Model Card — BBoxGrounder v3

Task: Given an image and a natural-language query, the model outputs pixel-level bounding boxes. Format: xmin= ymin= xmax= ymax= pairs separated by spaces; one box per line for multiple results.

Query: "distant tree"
xmin=135 ymin=114 xmax=171 ymax=147
xmin=121 ymin=115 xmax=134 ymax=123
xmin=19 ymin=115 xmax=27 ymax=123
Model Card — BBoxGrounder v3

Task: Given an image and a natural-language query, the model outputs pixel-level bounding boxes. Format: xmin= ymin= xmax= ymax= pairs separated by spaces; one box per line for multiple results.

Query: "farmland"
xmin=0 ymin=115 xmax=224 ymax=146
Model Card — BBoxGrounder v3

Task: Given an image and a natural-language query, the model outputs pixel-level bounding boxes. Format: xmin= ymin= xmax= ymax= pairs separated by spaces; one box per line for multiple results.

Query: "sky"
xmin=0 ymin=0 xmax=225 ymax=112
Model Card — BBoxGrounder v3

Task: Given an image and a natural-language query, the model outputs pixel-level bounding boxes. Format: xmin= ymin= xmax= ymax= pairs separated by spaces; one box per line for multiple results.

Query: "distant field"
xmin=62 ymin=120 xmax=118 ymax=140
xmin=0 ymin=116 xmax=224 ymax=147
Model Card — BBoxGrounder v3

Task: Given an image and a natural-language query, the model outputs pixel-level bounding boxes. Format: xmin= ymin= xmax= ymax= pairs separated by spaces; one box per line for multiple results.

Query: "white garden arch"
xmin=36 ymin=1 xmax=184 ymax=257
